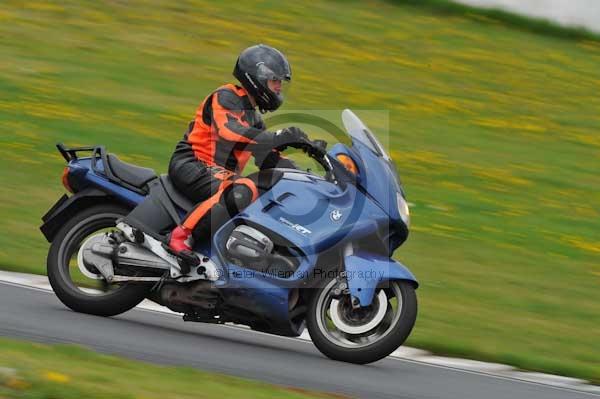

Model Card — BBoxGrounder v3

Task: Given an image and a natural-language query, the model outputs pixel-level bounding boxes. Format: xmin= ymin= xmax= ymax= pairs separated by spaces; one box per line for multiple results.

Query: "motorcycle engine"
xmin=226 ymin=225 xmax=273 ymax=262
xmin=225 ymin=225 xmax=297 ymax=275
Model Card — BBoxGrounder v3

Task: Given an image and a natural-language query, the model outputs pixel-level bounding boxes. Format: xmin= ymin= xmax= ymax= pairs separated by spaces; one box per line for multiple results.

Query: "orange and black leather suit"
xmin=169 ymin=83 xmax=295 ymax=241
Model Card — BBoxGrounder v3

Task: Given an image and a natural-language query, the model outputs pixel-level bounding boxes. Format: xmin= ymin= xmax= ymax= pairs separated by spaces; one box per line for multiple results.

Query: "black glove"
xmin=273 ymin=127 xmax=308 ymax=150
xmin=308 ymin=139 xmax=328 ymax=157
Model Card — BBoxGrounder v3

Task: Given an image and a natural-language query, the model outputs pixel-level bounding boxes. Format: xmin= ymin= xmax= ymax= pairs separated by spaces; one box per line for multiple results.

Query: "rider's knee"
xmin=223 ymin=184 xmax=254 ymax=215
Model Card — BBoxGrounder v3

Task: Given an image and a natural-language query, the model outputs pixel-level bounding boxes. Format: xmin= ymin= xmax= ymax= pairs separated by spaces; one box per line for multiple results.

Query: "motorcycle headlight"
xmin=397 ymin=192 xmax=410 ymax=227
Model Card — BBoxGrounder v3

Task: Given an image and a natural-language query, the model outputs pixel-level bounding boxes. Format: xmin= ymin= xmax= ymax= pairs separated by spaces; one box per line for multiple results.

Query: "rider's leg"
xmin=168 ymin=179 xmax=232 ymax=254
xmin=167 ymin=163 xmax=229 ymax=254
xmin=184 ymin=177 xmax=258 ymax=245
xmin=168 ymin=158 xmax=218 ymax=201
xmin=168 ymin=171 xmax=258 ymax=254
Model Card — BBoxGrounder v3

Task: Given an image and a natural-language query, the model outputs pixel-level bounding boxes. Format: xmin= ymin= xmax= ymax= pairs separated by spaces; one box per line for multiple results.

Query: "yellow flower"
xmin=43 ymin=371 xmax=70 ymax=383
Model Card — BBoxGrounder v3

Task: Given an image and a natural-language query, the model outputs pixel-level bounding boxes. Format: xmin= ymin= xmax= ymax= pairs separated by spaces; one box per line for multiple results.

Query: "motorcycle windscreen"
xmin=341 ymin=110 xmax=402 ymax=221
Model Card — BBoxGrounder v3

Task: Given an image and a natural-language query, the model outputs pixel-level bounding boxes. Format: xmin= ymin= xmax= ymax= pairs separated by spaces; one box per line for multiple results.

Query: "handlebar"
xmin=300 ymin=138 xmax=333 ymax=174
xmin=274 ymin=136 xmax=335 ymax=179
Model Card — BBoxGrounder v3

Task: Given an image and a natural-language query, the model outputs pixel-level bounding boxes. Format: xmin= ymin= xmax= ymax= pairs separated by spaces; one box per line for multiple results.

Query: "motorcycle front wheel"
xmin=306 ymin=278 xmax=417 ymax=364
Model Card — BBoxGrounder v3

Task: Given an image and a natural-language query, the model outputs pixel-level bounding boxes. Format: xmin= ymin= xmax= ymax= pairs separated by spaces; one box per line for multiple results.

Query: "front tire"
xmin=306 ymin=279 xmax=417 ymax=364
xmin=47 ymin=203 xmax=150 ymax=317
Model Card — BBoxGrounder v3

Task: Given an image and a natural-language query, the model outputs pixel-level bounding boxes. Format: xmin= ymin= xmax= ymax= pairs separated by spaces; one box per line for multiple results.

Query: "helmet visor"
xmin=256 ymin=61 xmax=291 ymax=82
xmin=267 ymin=78 xmax=291 ymax=99
xmin=255 ymin=62 xmax=291 ymax=108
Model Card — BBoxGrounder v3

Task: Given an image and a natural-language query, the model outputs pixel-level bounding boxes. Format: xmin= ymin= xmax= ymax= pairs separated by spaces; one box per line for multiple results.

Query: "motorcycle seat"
xmin=106 ymin=154 xmax=157 ymax=189
xmin=159 ymin=174 xmax=195 ymax=212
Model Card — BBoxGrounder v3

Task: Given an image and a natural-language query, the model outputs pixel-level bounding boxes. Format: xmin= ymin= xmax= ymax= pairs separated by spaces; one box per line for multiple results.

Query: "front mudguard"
xmin=344 ymin=251 xmax=418 ymax=306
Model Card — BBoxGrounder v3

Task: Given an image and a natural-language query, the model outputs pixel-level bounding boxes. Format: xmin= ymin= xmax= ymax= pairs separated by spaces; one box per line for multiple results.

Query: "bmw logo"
xmin=330 ymin=209 xmax=343 ymax=222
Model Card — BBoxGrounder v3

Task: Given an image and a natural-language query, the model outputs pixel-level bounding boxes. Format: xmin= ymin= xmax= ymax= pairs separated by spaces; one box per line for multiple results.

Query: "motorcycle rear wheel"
xmin=306 ymin=278 xmax=417 ymax=364
xmin=47 ymin=203 xmax=150 ymax=317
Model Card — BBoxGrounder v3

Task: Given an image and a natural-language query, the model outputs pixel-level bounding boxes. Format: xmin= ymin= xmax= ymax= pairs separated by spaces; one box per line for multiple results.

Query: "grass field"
xmin=0 ymin=338 xmax=342 ymax=399
xmin=0 ymin=0 xmax=599 ymax=382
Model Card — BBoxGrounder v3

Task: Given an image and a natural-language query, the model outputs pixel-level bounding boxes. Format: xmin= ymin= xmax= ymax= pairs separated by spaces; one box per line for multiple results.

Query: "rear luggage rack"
xmin=57 ymin=143 xmax=155 ymax=195
xmin=57 ymin=143 xmax=107 ymax=178
xmin=57 ymin=142 xmax=111 ymax=186
xmin=56 ymin=143 xmax=102 ymax=162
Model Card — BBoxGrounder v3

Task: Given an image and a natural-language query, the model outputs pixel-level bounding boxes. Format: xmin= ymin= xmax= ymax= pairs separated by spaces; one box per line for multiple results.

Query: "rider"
xmin=167 ymin=44 xmax=309 ymax=261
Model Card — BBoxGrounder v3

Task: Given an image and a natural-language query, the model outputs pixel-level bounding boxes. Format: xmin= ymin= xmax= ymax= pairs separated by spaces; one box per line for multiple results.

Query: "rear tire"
xmin=47 ymin=203 xmax=150 ymax=317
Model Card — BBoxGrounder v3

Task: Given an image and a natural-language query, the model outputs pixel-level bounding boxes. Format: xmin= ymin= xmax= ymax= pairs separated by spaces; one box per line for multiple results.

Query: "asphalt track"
xmin=0 ymin=281 xmax=597 ymax=399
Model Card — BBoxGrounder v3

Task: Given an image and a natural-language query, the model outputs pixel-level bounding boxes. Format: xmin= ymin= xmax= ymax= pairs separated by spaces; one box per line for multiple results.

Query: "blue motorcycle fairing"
xmin=215 ymin=263 xmax=305 ymax=336
xmin=352 ymin=141 xmax=403 ymax=223
xmin=344 ymin=251 xmax=418 ymax=306
xmin=330 ymin=142 xmax=404 ymax=226
xmin=212 ymin=170 xmax=392 ymax=283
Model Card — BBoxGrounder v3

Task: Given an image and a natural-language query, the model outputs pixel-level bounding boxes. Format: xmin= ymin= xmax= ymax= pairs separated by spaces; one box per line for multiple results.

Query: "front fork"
xmin=341 ymin=243 xmax=419 ymax=307
xmin=341 ymin=243 xmax=362 ymax=309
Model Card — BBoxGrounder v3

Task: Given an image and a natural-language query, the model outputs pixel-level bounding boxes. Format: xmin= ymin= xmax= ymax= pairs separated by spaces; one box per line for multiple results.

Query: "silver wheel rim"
xmin=57 ymin=212 xmax=126 ymax=296
xmin=76 ymin=233 xmax=106 ymax=280
xmin=315 ymin=279 xmax=403 ymax=349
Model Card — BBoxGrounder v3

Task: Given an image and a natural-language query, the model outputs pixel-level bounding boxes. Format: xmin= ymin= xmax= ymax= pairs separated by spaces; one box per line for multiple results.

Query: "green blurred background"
xmin=0 ymin=0 xmax=598 ymax=382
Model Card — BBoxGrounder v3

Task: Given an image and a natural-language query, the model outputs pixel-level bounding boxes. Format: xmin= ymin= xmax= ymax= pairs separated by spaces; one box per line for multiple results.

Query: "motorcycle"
xmin=40 ymin=109 xmax=417 ymax=364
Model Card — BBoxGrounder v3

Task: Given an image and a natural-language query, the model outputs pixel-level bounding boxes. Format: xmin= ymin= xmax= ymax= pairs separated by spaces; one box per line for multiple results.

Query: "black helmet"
xmin=233 ymin=44 xmax=291 ymax=112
